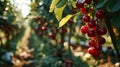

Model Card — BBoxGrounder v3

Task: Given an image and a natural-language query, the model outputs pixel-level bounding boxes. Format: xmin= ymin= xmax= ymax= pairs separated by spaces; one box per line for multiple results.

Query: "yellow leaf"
xmin=54 ymin=4 xmax=66 ymax=21
xmin=59 ymin=15 xmax=73 ymax=28
xmin=49 ymin=0 xmax=60 ymax=12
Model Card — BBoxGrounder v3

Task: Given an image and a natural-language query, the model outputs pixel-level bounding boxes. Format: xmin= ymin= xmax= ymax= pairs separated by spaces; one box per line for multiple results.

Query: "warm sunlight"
xmin=10 ymin=0 xmax=31 ymax=18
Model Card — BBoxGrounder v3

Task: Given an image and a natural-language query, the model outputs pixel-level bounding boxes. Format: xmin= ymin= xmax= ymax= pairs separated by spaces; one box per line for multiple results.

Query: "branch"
xmin=104 ymin=11 xmax=120 ymax=62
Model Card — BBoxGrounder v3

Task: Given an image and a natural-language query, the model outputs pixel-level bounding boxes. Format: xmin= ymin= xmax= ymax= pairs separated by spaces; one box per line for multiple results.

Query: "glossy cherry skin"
xmin=88 ymin=19 xmax=96 ymax=28
xmin=76 ymin=0 xmax=84 ymax=8
xmin=87 ymin=30 xmax=95 ymax=37
xmin=95 ymin=9 xmax=104 ymax=19
xmin=88 ymin=39 xmax=96 ymax=47
xmin=80 ymin=25 xmax=89 ymax=34
xmin=98 ymin=27 xmax=107 ymax=35
xmin=82 ymin=15 xmax=90 ymax=22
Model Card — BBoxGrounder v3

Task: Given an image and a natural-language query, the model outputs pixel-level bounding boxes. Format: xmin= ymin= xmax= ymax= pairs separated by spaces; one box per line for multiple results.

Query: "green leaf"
xmin=106 ymin=0 xmax=120 ymax=12
xmin=96 ymin=0 xmax=108 ymax=9
xmin=59 ymin=14 xmax=73 ymax=28
xmin=111 ymin=12 xmax=120 ymax=29
xmin=49 ymin=0 xmax=60 ymax=12
xmin=54 ymin=4 xmax=66 ymax=21
xmin=70 ymin=0 xmax=76 ymax=8
xmin=56 ymin=0 xmax=67 ymax=8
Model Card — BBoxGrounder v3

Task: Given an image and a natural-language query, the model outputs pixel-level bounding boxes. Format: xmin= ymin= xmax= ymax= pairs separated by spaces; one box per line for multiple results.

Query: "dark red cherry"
xmin=76 ymin=0 xmax=84 ymax=8
xmin=95 ymin=9 xmax=104 ymax=19
xmin=82 ymin=15 xmax=90 ymax=22
xmin=88 ymin=39 xmax=96 ymax=47
xmin=85 ymin=0 xmax=92 ymax=4
xmin=87 ymin=30 xmax=95 ymax=37
xmin=88 ymin=19 xmax=96 ymax=28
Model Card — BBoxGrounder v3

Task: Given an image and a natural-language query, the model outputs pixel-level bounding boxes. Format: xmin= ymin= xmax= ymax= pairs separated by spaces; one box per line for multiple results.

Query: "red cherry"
xmin=88 ymin=19 xmax=96 ymax=28
xmin=82 ymin=15 xmax=90 ymax=22
xmin=87 ymin=30 xmax=95 ymax=37
xmin=98 ymin=27 xmax=107 ymax=35
xmin=97 ymin=37 xmax=106 ymax=44
xmin=60 ymin=28 xmax=67 ymax=34
xmin=107 ymin=46 xmax=112 ymax=50
xmin=88 ymin=39 xmax=96 ymax=47
xmin=68 ymin=19 xmax=74 ymax=24
xmin=88 ymin=47 xmax=96 ymax=55
xmin=88 ymin=47 xmax=100 ymax=58
xmin=95 ymin=43 xmax=102 ymax=50
xmin=80 ymin=7 xmax=87 ymax=14
xmin=76 ymin=0 xmax=84 ymax=8
xmin=95 ymin=9 xmax=104 ymax=19
xmin=85 ymin=0 xmax=92 ymax=4
xmin=80 ymin=25 xmax=89 ymax=34
xmin=93 ymin=50 xmax=100 ymax=58
xmin=49 ymin=33 xmax=56 ymax=39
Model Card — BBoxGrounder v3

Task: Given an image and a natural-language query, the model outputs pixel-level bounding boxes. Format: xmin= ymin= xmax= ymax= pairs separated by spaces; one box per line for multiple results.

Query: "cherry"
xmin=87 ymin=30 xmax=95 ymax=37
xmin=88 ymin=47 xmax=100 ymax=58
xmin=49 ymin=33 xmax=56 ymax=39
xmin=95 ymin=9 xmax=104 ymax=19
xmin=98 ymin=27 xmax=107 ymax=35
xmin=82 ymin=15 xmax=90 ymax=22
xmin=97 ymin=37 xmax=106 ymax=44
xmin=93 ymin=50 xmax=100 ymax=58
xmin=88 ymin=47 xmax=96 ymax=55
xmin=68 ymin=19 xmax=74 ymax=24
xmin=88 ymin=39 xmax=96 ymax=47
xmin=85 ymin=0 xmax=92 ymax=4
xmin=107 ymin=46 xmax=112 ymax=50
xmin=60 ymin=28 xmax=67 ymax=34
xmin=95 ymin=43 xmax=102 ymax=50
xmin=80 ymin=7 xmax=87 ymax=14
xmin=88 ymin=19 xmax=96 ymax=28
xmin=80 ymin=25 xmax=89 ymax=34
xmin=76 ymin=0 xmax=84 ymax=8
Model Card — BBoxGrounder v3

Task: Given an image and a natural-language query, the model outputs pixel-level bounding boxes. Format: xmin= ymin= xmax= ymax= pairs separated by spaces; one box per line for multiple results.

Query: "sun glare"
xmin=10 ymin=0 xmax=31 ymax=18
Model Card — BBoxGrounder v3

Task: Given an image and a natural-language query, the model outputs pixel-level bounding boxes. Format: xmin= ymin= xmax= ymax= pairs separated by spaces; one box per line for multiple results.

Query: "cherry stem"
xmin=104 ymin=11 xmax=120 ymax=62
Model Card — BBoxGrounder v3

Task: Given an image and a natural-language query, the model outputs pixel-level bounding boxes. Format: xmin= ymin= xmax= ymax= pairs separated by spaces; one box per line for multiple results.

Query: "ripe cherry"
xmin=88 ymin=39 xmax=96 ymax=47
xmin=85 ymin=0 xmax=92 ymax=4
xmin=82 ymin=15 xmax=90 ymax=22
xmin=68 ymin=19 xmax=74 ymax=24
xmin=88 ymin=19 xmax=96 ymax=28
xmin=93 ymin=50 xmax=100 ymax=58
xmin=76 ymin=0 xmax=84 ymax=8
xmin=60 ymin=28 xmax=67 ymax=34
xmin=87 ymin=30 xmax=95 ymax=37
xmin=98 ymin=27 xmax=107 ymax=35
xmin=80 ymin=7 xmax=87 ymax=14
xmin=88 ymin=47 xmax=100 ymax=58
xmin=95 ymin=43 xmax=102 ymax=50
xmin=97 ymin=37 xmax=106 ymax=44
xmin=95 ymin=9 xmax=104 ymax=19
xmin=80 ymin=25 xmax=89 ymax=34
xmin=49 ymin=33 xmax=56 ymax=39
xmin=88 ymin=47 xmax=96 ymax=55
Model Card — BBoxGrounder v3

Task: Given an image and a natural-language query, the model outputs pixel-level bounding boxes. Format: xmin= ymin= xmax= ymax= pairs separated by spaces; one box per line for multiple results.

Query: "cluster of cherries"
xmin=76 ymin=0 xmax=107 ymax=58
